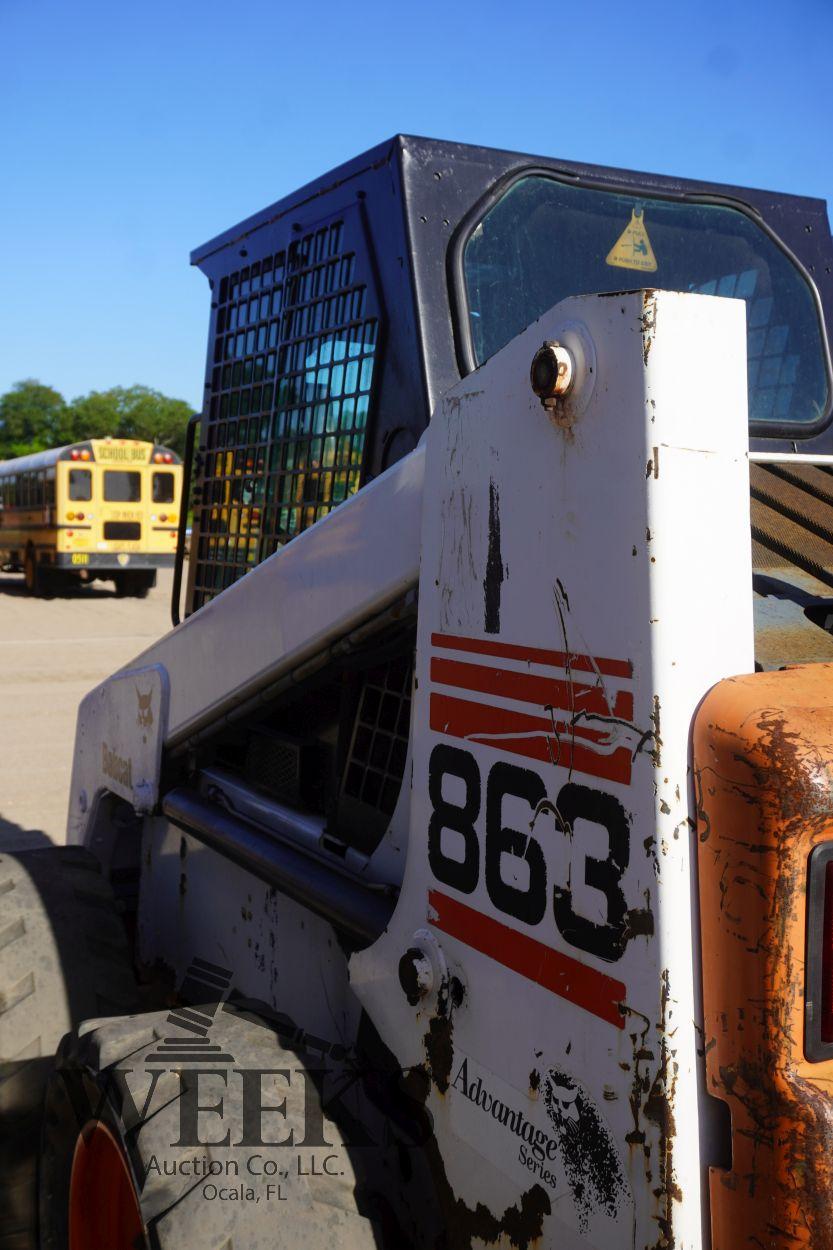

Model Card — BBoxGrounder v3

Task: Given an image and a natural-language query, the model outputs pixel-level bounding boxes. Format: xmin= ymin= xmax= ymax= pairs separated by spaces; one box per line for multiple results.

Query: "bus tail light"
xmin=66 ymin=511 xmax=75 ymax=521
xmin=75 ymin=512 xmax=85 ymax=522
xmin=159 ymin=514 xmax=167 ymax=523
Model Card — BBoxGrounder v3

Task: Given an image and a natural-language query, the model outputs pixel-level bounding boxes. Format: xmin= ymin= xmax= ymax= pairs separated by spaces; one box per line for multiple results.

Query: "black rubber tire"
xmin=0 ymin=848 xmax=138 ymax=1250
xmin=22 ymin=549 xmax=54 ymax=598
xmin=22 ymin=548 xmax=37 ymax=596
xmin=115 ymin=570 xmax=155 ymax=599
xmin=40 ymin=1006 xmax=404 ymax=1250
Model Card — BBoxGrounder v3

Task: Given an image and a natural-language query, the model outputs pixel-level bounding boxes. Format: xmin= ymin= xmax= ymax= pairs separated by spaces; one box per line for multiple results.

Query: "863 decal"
xmin=427 ymin=743 xmax=631 ymax=964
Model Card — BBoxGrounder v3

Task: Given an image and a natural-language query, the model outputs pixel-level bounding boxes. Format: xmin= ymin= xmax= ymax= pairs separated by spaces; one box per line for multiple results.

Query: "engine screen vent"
xmin=245 ymin=730 xmax=302 ymax=805
xmin=339 ymin=654 xmax=412 ymax=854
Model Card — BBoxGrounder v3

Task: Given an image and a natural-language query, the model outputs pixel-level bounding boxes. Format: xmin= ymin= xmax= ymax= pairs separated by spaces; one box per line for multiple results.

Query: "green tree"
xmin=0 ymin=379 xmax=71 ymax=458
xmin=68 ymin=385 xmax=193 ymax=455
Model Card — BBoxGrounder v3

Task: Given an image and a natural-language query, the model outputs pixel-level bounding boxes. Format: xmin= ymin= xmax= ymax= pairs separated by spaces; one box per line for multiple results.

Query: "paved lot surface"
xmin=0 ymin=569 xmax=175 ymax=849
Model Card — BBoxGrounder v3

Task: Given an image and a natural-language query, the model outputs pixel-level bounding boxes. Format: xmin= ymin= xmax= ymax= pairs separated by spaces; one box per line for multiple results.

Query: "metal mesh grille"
xmin=343 ymin=655 xmax=412 ymax=818
xmin=192 ymin=213 xmax=380 ymax=611
xmin=245 ymin=731 xmax=301 ymax=804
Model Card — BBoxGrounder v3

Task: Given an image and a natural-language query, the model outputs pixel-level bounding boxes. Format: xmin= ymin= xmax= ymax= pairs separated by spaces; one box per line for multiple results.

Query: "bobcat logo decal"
xmin=136 ymin=686 xmax=154 ymax=730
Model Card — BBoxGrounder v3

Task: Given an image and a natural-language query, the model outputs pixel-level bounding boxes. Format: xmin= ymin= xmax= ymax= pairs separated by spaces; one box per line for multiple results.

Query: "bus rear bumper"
xmin=52 ymin=553 xmax=176 ymax=571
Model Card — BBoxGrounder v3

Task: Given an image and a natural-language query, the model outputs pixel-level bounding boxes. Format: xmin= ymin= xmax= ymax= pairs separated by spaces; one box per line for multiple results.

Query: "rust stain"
xmin=644 ymin=970 xmax=681 ymax=1249
xmin=642 ymin=291 xmax=658 ymax=366
xmin=694 ymin=665 xmax=833 ymax=1249
xmin=400 ymin=1063 xmax=551 ymax=1247
xmin=423 ymin=973 xmax=465 ymax=1095
xmin=650 ymin=695 xmax=663 ymax=767
xmin=622 ymin=970 xmax=680 ymax=1248
xmin=424 ymin=1013 xmax=454 ymax=1094
xmin=445 ymin=1184 xmax=550 ymax=1249
xmin=624 ymin=904 xmax=655 ymax=939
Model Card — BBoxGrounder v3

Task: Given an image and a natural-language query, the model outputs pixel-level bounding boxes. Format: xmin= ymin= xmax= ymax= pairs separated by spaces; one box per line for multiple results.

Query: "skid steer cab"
xmin=5 ymin=138 xmax=833 ymax=1250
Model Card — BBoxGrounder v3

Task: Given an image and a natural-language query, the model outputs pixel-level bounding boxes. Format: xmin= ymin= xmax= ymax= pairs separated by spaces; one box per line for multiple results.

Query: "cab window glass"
xmin=68 ymin=469 xmax=92 ymax=501
xmin=152 ymin=471 xmax=175 ymax=503
xmin=464 ymin=176 xmax=830 ymax=427
xmin=104 ymin=471 xmax=141 ymax=502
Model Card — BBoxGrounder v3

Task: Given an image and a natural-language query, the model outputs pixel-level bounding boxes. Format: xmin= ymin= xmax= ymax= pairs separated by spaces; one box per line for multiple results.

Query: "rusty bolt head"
xmin=530 ymin=341 xmax=575 ymax=404
xmin=398 ymin=946 xmax=435 ymax=1005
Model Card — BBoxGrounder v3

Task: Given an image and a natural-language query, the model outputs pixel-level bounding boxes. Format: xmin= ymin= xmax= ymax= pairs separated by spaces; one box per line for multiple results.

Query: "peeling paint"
xmin=425 ymin=1014 xmax=454 ymax=1093
xmin=484 ymin=478 xmax=504 ymax=635
xmin=445 ymin=1184 xmax=550 ymax=1250
xmin=651 ymin=696 xmax=663 ymax=767
xmin=642 ymin=291 xmax=657 ymax=365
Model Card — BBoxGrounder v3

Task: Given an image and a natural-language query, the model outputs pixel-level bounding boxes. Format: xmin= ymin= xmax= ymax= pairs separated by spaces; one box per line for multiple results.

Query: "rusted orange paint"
xmin=694 ymin=666 xmax=833 ymax=1249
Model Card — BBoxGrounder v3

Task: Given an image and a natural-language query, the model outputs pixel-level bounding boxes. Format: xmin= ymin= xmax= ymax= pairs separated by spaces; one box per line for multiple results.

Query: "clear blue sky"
xmin=1 ymin=0 xmax=831 ymax=409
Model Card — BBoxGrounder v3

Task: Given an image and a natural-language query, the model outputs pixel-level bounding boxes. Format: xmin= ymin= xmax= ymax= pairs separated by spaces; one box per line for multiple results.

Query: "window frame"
xmin=103 ymin=469 xmax=142 ymax=503
xmin=152 ymin=470 xmax=176 ymax=504
xmin=68 ymin=467 xmax=93 ymax=502
xmin=448 ymin=165 xmax=833 ymax=440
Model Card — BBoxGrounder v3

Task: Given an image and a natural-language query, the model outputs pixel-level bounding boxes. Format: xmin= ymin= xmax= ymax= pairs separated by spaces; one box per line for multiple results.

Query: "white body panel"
xmin=67 ymin=441 xmax=424 ymax=844
xmin=69 ymin=289 xmax=754 ymax=1247
xmin=352 ymin=290 xmax=754 ymax=1247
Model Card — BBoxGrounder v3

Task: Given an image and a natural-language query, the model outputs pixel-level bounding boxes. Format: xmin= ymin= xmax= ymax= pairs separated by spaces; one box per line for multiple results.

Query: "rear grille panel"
xmin=191 ymin=208 xmax=382 ymax=612
xmin=103 ymin=521 xmax=141 ymax=541
xmin=339 ymin=654 xmax=412 ymax=854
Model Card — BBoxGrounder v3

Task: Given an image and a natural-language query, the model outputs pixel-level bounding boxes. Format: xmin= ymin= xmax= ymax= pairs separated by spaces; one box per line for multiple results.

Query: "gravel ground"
xmin=0 ymin=568 xmax=175 ymax=849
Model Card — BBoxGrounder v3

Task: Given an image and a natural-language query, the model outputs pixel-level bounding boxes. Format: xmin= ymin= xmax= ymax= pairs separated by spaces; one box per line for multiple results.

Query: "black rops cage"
xmin=184 ymin=134 xmax=833 ymax=618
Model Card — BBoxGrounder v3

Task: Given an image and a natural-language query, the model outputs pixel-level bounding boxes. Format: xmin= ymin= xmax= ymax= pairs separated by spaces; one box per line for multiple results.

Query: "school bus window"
xmin=152 ymin=471 xmax=175 ymax=504
xmin=104 ymin=470 xmax=141 ymax=502
xmin=69 ymin=469 xmax=92 ymax=501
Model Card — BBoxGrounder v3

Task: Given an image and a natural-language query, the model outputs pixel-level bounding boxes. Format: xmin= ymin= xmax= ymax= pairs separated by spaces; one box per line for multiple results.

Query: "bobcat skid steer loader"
xmin=4 ymin=136 xmax=833 ymax=1250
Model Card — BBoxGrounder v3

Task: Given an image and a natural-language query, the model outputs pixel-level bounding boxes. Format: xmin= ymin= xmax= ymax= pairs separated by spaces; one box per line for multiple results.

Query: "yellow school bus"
xmin=0 ymin=438 xmax=183 ymax=597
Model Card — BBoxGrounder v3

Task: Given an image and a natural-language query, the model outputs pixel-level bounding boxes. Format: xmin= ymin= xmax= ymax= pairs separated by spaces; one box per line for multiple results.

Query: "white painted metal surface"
xmin=352 ymin=290 xmax=754 ymax=1247
xmin=67 ymin=441 xmax=424 ymax=843
xmin=71 ymin=663 xmax=169 ymax=817
xmin=68 ymin=287 xmax=755 ymax=1246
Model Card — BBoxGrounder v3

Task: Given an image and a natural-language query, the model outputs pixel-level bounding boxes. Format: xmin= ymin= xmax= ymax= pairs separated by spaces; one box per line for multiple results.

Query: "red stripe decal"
xmin=429 ymin=692 xmax=633 ymax=785
xmin=428 ymin=890 xmax=625 ymax=1029
xmin=431 ymin=656 xmax=634 ymax=723
xmin=432 ymin=632 xmax=632 ymax=680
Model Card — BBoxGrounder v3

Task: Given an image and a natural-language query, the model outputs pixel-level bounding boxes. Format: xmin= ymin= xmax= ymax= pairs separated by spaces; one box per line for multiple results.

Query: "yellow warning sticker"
xmin=606 ymin=208 xmax=657 ymax=272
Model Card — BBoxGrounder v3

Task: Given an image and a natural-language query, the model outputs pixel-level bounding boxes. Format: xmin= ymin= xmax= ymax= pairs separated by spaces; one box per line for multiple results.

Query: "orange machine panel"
xmin=694 ymin=665 xmax=833 ymax=1249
